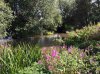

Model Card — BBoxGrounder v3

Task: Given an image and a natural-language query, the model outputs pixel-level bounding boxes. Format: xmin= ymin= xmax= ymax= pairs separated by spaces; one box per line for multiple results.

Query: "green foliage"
xmin=66 ymin=23 xmax=100 ymax=48
xmin=74 ymin=0 xmax=91 ymax=25
xmin=90 ymin=0 xmax=100 ymax=23
xmin=39 ymin=46 xmax=86 ymax=74
xmin=5 ymin=0 xmax=100 ymax=37
xmin=60 ymin=0 xmax=100 ymax=29
xmin=37 ymin=45 xmax=99 ymax=74
xmin=67 ymin=23 xmax=100 ymax=40
xmin=18 ymin=62 xmax=50 ymax=74
xmin=44 ymin=31 xmax=54 ymax=35
xmin=0 ymin=43 xmax=99 ymax=74
xmin=59 ymin=49 xmax=85 ymax=73
xmin=59 ymin=0 xmax=76 ymax=19
xmin=0 ymin=44 xmax=41 ymax=74
xmin=0 ymin=0 xmax=13 ymax=37
xmin=8 ymin=0 xmax=62 ymax=37
xmin=18 ymin=62 xmax=40 ymax=74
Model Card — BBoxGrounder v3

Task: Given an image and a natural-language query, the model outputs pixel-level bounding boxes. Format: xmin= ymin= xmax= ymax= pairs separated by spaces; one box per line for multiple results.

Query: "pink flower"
xmin=51 ymin=49 xmax=58 ymax=57
xmin=42 ymin=47 xmax=46 ymax=53
xmin=80 ymin=52 xmax=85 ymax=58
xmin=50 ymin=46 xmax=54 ymax=49
xmin=57 ymin=55 xmax=60 ymax=59
xmin=68 ymin=46 xmax=73 ymax=53
xmin=62 ymin=45 xmax=67 ymax=49
xmin=45 ymin=55 xmax=51 ymax=61
xmin=48 ymin=65 xmax=54 ymax=71
xmin=38 ymin=60 xmax=42 ymax=64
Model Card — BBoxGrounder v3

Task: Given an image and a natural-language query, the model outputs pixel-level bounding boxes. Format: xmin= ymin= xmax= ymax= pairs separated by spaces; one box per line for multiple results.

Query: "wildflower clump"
xmin=38 ymin=46 xmax=86 ymax=74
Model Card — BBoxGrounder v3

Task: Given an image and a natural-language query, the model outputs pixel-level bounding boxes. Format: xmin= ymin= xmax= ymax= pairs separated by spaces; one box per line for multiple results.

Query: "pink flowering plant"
xmin=38 ymin=46 xmax=87 ymax=74
xmin=40 ymin=47 xmax=61 ymax=73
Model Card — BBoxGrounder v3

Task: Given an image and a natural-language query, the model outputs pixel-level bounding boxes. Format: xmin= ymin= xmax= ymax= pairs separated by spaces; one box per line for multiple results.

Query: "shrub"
xmin=37 ymin=46 xmax=100 ymax=74
xmin=38 ymin=46 xmax=86 ymax=74
xmin=66 ymin=23 xmax=100 ymax=48
xmin=18 ymin=62 xmax=40 ymax=74
xmin=67 ymin=23 xmax=100 ymax=40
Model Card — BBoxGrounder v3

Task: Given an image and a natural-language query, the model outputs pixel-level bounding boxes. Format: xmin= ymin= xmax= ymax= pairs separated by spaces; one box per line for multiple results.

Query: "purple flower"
xmin=42 ymin=47 xmax=46 ymax=53
xmin=67 ymin=46 xmax=73 ymax=53
xmin=46 ymin=55 xmax=51 ymax=61
xmin=48 ymin=65 xmax=54 ymax=71
xmin=62 ymin=45 xmax=67 ymax=49
xmin=51 ymin=49 xmax=58 ymax=57
xmin=38 ymin=60 xmax=42 ymax=64
xmin=80 ymin=52 xmax=85 ymax=58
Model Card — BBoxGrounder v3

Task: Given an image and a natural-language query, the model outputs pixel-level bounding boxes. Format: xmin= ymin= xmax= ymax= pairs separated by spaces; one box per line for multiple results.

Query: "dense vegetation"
xmin=0 ymin=0 xmax=13 ymax=37
xmin=66 ymin=23 xmax=100 ymax=47
xmin=0 ymin=0 xmax=99 ymax=38
xmin=0 ymin=0 xmax=100 ymax=74
xmin=0 ymin=41 xmax=99 ymax=74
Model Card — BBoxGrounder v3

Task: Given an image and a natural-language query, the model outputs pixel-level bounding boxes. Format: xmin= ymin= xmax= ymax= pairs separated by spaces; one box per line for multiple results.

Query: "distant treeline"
xmin=0 ymin=0 xmax=100 ymax=38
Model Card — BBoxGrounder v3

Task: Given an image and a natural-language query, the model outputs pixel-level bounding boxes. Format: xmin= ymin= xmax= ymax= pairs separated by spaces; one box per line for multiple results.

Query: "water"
xmin=0 ymin=33 xmax=67 ymax=47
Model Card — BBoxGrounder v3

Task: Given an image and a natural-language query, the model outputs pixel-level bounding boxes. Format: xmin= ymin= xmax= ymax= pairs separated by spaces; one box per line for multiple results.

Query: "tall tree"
xmin=90 ymin=0 xmax=100 ymax=23
xmin=57 ymin=0 xmax=76 ymax=32
xmin=8 ymin=0 xmax=62 ymax=38
xmin=59 ymin=0 xmax=76 ymax=22
xmin=73 ymin=0 xmax=91 ymax=26
xmin=0 ymin=0 xmax=13 ymax=37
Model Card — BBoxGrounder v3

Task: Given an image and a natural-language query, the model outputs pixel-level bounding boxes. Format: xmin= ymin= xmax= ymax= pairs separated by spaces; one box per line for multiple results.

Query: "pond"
xmin=12 ymin=33 xmax=68 ymax=47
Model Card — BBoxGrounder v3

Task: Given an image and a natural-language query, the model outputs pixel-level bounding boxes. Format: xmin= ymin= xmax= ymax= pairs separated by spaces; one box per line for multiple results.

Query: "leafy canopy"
xmin=0 ymin=0 xmax=13 ymax=37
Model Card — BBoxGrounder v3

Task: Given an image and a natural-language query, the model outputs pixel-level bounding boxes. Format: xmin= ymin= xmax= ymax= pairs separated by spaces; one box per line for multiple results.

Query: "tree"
xmin=73 ymin=0 xmax=91 ymax=26
xmin=0 ymin=0 xmax=13 ymax=37
xmin=57 ymin=0 xmax=76 ymax=32
xmin=25 ymin=0 xmax=62 ymax=35
xmin=59 ymin=0 xmax=76 ymax=22
xmin=59 ymin=0 xmax=91 ymax=28
xmin=90 ymin=0 xmax=100 ymax=23
xmin=7 ymin=0 xmax=62 ymax=38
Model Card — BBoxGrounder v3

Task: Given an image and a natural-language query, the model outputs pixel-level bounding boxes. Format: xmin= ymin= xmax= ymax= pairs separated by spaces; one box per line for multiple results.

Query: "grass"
xmin=0 ymin=43 xmax=41 ymax=74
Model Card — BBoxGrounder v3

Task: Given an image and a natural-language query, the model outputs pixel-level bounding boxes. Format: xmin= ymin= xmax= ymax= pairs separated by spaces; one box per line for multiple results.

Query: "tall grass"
xmin=0 ymin=43 xmax=41 ymax=74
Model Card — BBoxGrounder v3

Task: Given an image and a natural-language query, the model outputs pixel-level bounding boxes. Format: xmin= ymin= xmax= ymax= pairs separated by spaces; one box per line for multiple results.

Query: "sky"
xmin=91 ymin=0 xmax=96 ymax=3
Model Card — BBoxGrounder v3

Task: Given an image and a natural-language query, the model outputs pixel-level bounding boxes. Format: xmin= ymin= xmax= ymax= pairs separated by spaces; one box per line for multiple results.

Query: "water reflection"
xmin=14 ymin=33 xmax=67 ymax=46
xmin=0 ymin=33 xmax=67 ymax=47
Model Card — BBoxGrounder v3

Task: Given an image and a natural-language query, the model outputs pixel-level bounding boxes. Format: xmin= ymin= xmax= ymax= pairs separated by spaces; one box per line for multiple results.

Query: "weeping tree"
xmin=0 ymin=0 xmax=13 ymax=38
xmin=24 ymin=0 xmax=62 ymax=35
xmin=7 ymin=0 xmax=62 ymax=38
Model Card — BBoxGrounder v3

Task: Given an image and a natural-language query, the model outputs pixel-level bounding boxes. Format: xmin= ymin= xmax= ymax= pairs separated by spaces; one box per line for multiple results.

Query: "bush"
xmin=38 ymin=46 xmax=100 ymax=74
xmin=38 ymin=46 xmax=86 ymax=74
xmin=67 ymin=23 xmax=100 ymax=40
xmin=66 ymin=23 xmax=100 ymax=48
xmin=18 ymin=62 xmax=40 ymax=74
